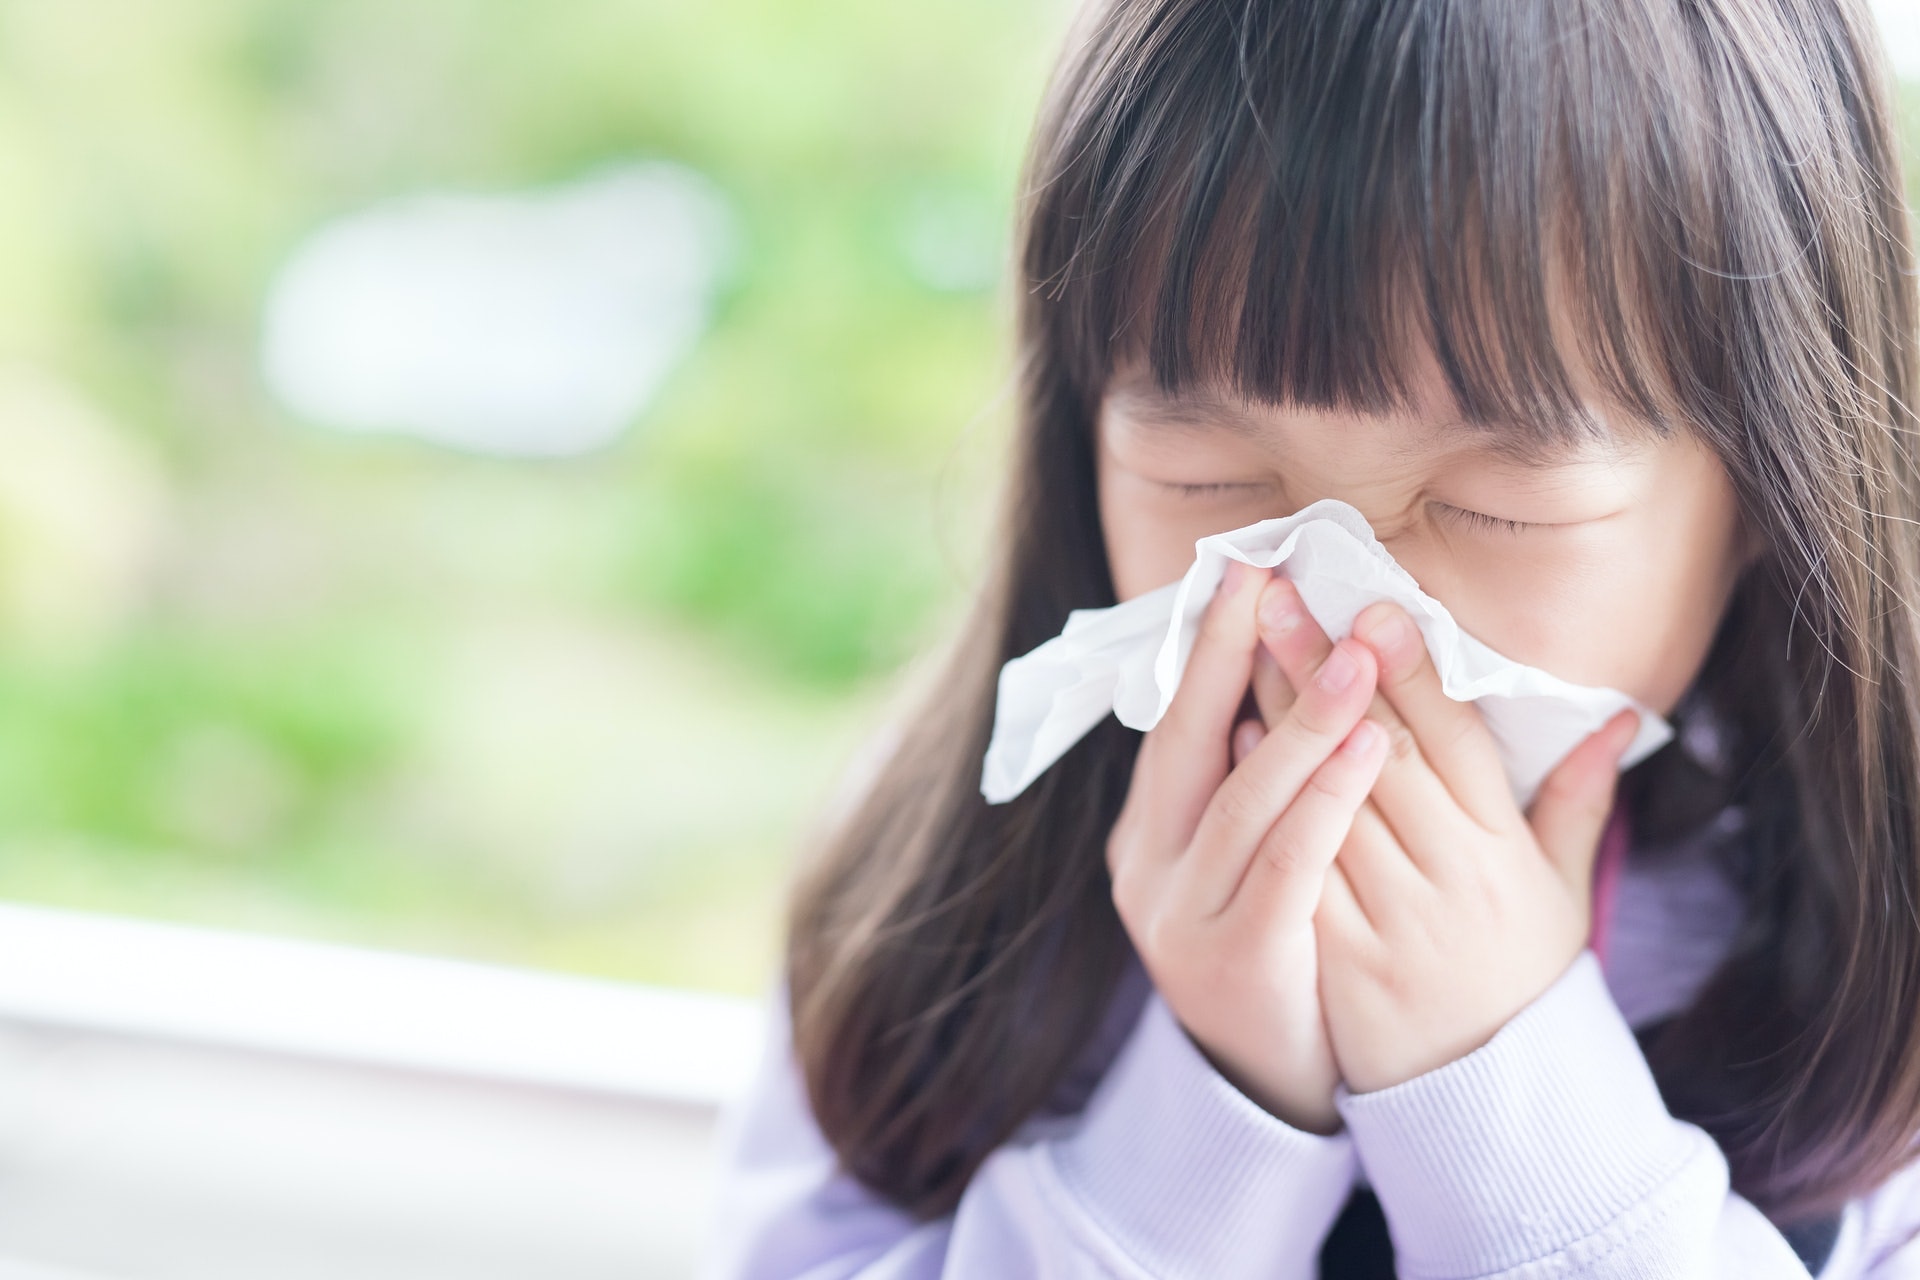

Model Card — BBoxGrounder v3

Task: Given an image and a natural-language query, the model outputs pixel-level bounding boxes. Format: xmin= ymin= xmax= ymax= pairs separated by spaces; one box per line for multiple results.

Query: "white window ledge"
xmin=0 ymin=901 xmax=766 ymax=1110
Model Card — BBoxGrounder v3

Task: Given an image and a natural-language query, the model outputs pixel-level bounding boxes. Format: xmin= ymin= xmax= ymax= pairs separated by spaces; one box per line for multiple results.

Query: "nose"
xmin=1335 ymin=502 xmax=1449 ymax=607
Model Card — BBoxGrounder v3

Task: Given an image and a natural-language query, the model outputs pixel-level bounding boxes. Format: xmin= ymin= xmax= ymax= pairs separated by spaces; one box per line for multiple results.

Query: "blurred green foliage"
xmin=5 ymin=3 xmax=1919 ymax=997
xmin=0 ymin=0 xmax=1066 ymax=993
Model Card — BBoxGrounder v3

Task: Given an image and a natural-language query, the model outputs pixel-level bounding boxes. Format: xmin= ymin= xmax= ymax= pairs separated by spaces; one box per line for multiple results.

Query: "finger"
xmin=1528 ymin=708 xmax=1639 ymax=897
xmin=1133 ymin=557 xmax=1271 ymax=854
xmin=1316 ymin=857 xmax=1374 ymax=943
xmin=1329 ymin=796 xmax=1428 ymax=926
xmin=1221 ymin=717 xmax=1388 ymax=926
xmin=1351 ymin=600 xmax=1514 ymax=829
xmin=1251 ymin=640 xmax=1295 ymax=727
xmin=1260 ymin=581 xmax=1460 ymax=880
xmin=1231 ymin=717 xmax=1264 ymax=768
xmin=1256 ymin=574 xmax=1332 ymax=672
xmin=1175 ymin=638 xmax=1378 ymax=917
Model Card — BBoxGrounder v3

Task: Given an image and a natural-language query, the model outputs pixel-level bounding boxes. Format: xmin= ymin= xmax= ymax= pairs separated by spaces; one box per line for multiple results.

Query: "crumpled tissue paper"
xmin=980 ymin=498 xmax=1672 ymax=809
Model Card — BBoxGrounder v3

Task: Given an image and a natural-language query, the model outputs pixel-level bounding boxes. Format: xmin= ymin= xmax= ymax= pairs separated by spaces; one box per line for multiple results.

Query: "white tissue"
xmin=979 ymin=498 xmax=1672 ymax=809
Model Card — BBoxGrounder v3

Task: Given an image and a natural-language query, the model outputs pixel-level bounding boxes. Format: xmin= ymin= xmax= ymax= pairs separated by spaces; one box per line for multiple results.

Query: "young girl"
xmin=703 ymin=0 xmax=1920 ymax=1275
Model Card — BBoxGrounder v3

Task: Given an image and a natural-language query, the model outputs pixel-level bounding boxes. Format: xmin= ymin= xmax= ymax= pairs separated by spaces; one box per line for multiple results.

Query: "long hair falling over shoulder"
xmin=786 ymin=0 xmax=1920 ymax=1224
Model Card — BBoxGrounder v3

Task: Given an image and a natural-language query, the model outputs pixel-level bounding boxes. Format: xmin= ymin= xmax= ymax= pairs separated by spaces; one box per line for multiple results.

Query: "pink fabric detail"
xmin=1588 ymin=800 xmax=1631 ymax=971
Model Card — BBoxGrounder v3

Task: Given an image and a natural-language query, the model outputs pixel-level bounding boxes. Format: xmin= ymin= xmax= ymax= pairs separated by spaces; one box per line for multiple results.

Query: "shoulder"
xmin=703 ymin=978 xmax=937 ymax=1278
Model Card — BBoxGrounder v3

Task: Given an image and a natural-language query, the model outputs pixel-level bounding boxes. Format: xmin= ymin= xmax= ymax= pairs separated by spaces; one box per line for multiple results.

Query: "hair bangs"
xmin=1024 ymin=0 xmax=1721 ymax=458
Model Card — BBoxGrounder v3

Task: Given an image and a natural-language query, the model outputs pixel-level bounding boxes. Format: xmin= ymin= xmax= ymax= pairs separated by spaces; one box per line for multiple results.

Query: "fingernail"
xmin=1342 ymin=720 xmax=1381 ymax=755
xmin=1360 ymin=608 xmax=1415 ymax=664
xmin=1315 ymin=642 xmax=1358 ymax=693
xmin=1616 ymin=709 xmax=1642 ymax=750
xmin=1259 ymin=582 xmax=1301 ymax=636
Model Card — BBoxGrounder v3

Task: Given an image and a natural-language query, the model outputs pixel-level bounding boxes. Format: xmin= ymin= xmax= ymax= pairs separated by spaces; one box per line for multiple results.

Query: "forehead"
xmin=1101 ymin=367 xmax=1649 ymax=470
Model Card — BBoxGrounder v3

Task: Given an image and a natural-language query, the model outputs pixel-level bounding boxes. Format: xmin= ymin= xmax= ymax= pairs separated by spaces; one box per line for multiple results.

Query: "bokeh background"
xmin=7 ymin=0 xmax=1920 ymax=999
xmin=0 ymin=0 xmax=1075 ymax=1000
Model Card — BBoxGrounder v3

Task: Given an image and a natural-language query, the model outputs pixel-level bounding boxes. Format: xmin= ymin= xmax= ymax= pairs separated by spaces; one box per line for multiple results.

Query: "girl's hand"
xmin=1105 ymin=559 xmax=1390 ymax=1133
xmin=1258 ymin=584 xmax=1640 ymax=1094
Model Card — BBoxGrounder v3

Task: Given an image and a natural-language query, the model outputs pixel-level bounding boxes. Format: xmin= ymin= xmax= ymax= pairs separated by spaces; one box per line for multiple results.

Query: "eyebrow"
xmin=1108 ymin=386 xmax=1639 ymax=468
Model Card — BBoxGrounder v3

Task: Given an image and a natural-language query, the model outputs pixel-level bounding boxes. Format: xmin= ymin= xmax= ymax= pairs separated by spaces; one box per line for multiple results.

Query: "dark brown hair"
xmin=786 ymin=0 xmax=1920 ymax=1228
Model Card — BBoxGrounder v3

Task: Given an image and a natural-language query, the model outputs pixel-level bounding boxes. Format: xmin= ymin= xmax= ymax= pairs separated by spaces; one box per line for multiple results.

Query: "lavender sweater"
xmin=702 ymin=800 xmax=1920 ymax=1278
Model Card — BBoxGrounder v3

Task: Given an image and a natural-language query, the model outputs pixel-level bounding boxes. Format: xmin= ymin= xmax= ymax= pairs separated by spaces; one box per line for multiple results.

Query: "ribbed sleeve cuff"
xmin=1048 ymin=991 xmax=1359 ymax=1280
xmin=1334 ymin=950 xmax=1704 ymax=1278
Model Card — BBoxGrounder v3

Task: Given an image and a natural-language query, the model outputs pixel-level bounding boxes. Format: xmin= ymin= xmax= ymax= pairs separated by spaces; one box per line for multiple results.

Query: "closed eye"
xmin=1436 ymin=503 xmax=1535 ymax=535
xmin=1158 ymin=483 xmax=1545 ymax=536
xmin=1159 ymin=480 xmax=1263 ymax=498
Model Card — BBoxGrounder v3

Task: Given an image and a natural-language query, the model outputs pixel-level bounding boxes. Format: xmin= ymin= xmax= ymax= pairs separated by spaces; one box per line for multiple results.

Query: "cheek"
xmin=1451 ymin=563 xmax=1723 ymax=711
xmin=1408 ymin=557 xmax=1617 ymax=686
xmin=1534 ymin=459 xmax=1748 ymax=714
xmin=1417 ymin=497 xmax=1746 ymax=714
xmin=1097 ymin=469 xmax=1254 ymax=601
xmin=1576 ymin=535 xmax=1743 ymax=716
xmin=1100 ymin=504 xmax=1201 ymax=601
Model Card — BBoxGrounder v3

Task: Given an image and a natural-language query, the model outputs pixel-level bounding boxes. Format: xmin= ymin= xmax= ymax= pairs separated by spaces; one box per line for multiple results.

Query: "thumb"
xmin=1527 ymin=708 xmax=1639 ymax=895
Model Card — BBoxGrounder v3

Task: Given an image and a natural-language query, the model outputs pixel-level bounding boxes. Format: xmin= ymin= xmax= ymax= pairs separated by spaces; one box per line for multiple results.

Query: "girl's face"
xmin=1094 ymin=348 xmax=1761 ymax=718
